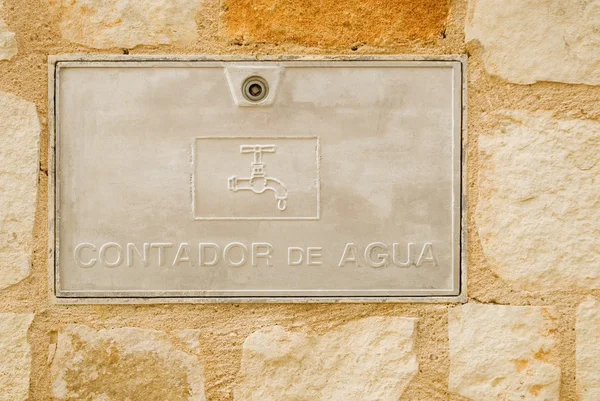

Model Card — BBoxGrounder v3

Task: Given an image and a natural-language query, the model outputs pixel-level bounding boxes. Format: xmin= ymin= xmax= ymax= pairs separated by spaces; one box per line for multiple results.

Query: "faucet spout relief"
xmin=227 ymin=176 xmax=288 ymax=210
xmin=264 ymin=178 xmax=288 ymax=210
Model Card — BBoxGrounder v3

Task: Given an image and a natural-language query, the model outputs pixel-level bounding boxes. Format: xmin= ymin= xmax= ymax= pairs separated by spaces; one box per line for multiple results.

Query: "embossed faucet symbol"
xmin=227 ymin=145 xmax=288 ymax=211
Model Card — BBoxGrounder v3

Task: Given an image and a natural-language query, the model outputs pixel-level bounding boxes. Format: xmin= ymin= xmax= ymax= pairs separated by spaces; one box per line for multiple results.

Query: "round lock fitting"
xmin=242 ymin=76 xmax=269 ymax=102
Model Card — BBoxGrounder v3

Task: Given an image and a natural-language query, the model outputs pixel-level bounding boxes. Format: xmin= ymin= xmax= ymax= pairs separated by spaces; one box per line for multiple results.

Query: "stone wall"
xmin=0 ymin=0 xmax=598 ymax=399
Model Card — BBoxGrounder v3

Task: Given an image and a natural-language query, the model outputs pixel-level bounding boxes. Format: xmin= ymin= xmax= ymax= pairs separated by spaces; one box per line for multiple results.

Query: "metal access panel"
xmin=49 ymin=56 xmax=466 ymax=303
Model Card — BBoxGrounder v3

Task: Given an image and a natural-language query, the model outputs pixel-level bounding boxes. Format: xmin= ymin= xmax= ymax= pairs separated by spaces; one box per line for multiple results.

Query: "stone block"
xmin=235 ymin=317 xmax=418 ymax=401
xmin=0 ymin=0 xmax=17 ymax=60
xmin=49 ymin=0 xmax=203 ymax=49
xmin=223 ymin=0 xmax=449 ymax=48
xmin=51 ymin=325 xmax=206 ymax=400
xmin=476 ymin=111 xmax=600 ymax=291
xmin=0 ymin=91 xmax=40 ymax=290
xmin=449 ymin=304 xmax=560 ymax=400
xmin=466 ymin=0 xmax=600 ymax=85
xmin=0 ymin=313 xmax=34 ymax=401
xmin=577 ymin=296 xmax=600 ymax=400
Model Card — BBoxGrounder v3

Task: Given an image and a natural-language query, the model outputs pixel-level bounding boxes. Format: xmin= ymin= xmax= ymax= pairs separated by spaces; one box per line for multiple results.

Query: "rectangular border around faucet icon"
xmin=192 ymin=136 xmax=321 ymax=221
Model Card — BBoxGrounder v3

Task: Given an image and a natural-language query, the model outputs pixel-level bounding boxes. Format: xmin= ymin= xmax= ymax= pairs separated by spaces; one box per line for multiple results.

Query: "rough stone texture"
xmin=449 ymin=304 xmax=560 ymax=401
xmin=49 ymin=0 xmax=203 ymax=49
xmin=51 ymin=325 xmax=206 ymax=401
xmin=475 ymin=111 xmax=600 ymax=291
xmin=223 ymin=0 xmax=449 ymax=48
xmin=577 ymin=296 xmax=600 ymax=400
xmin=0 ymin=313 xmax=34 ymax=401
xmin=0 ymin=0 xmax=595 ymax=399
xmin=0 ymin=91 xmax=40 ymax=290
xmin=234 ymin=317 xmax=418 ymax=401
xmin=0 ymin=0 xmax=17 ymax=60
xmin=466 ymin=0 xmax=600 ymax=85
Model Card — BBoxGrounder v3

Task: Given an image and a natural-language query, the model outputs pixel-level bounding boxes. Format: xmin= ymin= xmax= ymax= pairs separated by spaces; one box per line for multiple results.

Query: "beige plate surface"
xmin=49 ymin=55 xmax=466 ymax=303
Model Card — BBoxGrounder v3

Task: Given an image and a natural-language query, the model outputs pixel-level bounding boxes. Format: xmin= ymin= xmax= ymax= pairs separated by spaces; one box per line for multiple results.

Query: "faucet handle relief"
xmin=240 ymin=144 xmax=275 ymax=154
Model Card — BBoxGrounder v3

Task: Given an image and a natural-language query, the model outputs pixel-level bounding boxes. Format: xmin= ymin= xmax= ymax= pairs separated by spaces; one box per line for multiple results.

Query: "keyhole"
xmin=242 ymin=76 xmax=269 ymax=102
xmin=248 ymin=83 xmax=262 ymax=97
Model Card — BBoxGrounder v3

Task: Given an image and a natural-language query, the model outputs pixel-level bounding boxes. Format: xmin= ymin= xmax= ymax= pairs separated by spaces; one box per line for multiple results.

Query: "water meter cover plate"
xmin=50 ymin=56 xmax=466 ymax=302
